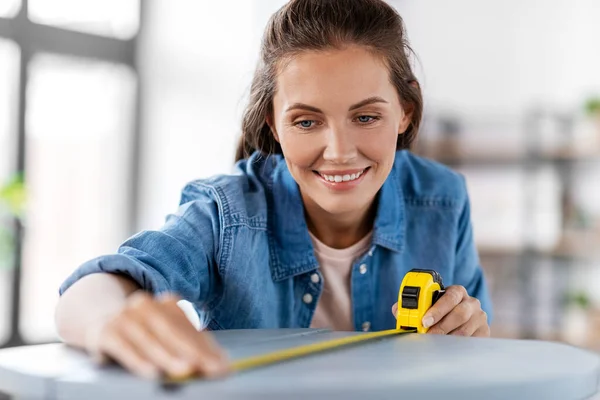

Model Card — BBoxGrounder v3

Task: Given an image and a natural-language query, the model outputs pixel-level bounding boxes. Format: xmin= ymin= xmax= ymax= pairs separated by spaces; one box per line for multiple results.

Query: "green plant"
xmin=584 ymin=96 xmax=600 ymax=116
xmin=0 ymin=226 xmax=13 ymax=270
xmin=0 ymin=172 xmax=26 ymax=218
xmin=563 ymin=290 xmax=591 ymax=310
xmin=0 ymin=173 xmax=26 ymax=269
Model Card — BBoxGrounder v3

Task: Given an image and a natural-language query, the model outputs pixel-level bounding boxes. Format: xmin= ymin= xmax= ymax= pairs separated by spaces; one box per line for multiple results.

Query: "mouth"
xmin=312 ymin=167 xmax=370 ymax=190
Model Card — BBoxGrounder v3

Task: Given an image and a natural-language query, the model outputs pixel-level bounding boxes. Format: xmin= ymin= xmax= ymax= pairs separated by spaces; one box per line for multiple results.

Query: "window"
xmin=20 ymin=54 xmax=136 ymax=341
xmin=28 ymin=0 xmax=140 ymax=39
xmin=0 ymin=38 xmax=19 ymax=344
xmin=0 ymin=0 xmax=21 ymax=18
xmin=0 ymin=39 xmax=19 ymax=181
xmin=0 ymin=0 xmax=141 ymax=347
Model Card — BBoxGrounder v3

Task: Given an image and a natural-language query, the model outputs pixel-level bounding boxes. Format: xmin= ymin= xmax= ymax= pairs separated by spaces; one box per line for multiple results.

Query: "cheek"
xmin=360 ymin=128 xmax=398 ymax=163
xmin=280 ymin=134 xmax=319 ymax=170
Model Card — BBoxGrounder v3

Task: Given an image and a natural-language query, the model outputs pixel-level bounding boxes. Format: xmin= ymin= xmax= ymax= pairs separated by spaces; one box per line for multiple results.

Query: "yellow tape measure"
xmin=396 ymin=268 xmax=446 ymax=333
xmin=231 ymin=327 xmax=412 ymax=373
xmin=163 ymin=268 xmax=445 ymax=385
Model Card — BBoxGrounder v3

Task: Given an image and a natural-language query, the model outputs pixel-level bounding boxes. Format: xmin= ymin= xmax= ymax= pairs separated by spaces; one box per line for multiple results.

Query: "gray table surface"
xmin=0 ymin=329 xmax=599 ymax=399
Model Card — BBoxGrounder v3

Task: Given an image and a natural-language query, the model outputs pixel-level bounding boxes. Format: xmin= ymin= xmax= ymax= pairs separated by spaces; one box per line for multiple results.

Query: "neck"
xmin=303 ymin=197 xmax=377 ymax=249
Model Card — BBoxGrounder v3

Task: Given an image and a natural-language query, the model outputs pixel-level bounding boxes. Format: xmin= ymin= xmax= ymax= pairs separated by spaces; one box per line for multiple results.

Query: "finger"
xmin=391 ymin=303 xmax=398 ymax=319
xmin=120 ymin=313 xmax=194 ymax=379
xmin=472 ymin=312 xmax=490 ymax=337
xmin=84 ymin=319 xmax=112 ymax=366
xmin=448 ymin=315 xmax=480 ymax=337
xmin=473 ymin=324 xmax=491 ymax=337
xmin=422 ymin=285 xmax=468 ymax=329
xmin=429 ymin=300 xmax=473 ymax=335
xmin=127 ymin=293 xmax=218 ymax=377
xmin=158 ymin=296 xmax=228 ymax=361
xmin=98 ymin=327 xmax=159 ymax=379
xmin=143 ymin=299 xmax=230 ymax=377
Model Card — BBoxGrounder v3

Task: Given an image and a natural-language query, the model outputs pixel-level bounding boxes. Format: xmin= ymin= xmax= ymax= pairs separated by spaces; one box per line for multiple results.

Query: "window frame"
xmin=0 ymin=0 xmax=143 ymax=348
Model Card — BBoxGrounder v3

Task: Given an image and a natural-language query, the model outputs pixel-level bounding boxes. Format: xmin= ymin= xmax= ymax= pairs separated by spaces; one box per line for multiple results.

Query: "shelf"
xmin=414 ymin=138 xmax=600 ymax=165
xmin=551 ymin=230 xmax=600 ymax=259
xmin=477 ymin=231 xmax=600 ymax=260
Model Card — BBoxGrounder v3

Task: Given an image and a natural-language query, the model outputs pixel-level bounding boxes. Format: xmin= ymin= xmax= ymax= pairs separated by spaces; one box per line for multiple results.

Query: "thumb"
xmin=391 ymin=303 xmax=398 ymax=319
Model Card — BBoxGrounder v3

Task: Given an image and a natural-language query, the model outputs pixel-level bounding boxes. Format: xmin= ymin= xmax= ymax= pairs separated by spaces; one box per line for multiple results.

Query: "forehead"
xmin=274 ymin=46 xmax=398 ymax=109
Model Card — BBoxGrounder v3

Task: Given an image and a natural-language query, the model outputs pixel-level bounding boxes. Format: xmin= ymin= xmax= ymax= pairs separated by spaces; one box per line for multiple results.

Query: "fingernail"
xmin=206 ymin=357 xmax=231 ymax=377
xmin=142 ymin=365 xmax=160 ymax=380
xmin=171 ymin=361 xmax=193 ymax=377
xmin=422 ymin=316 xmax=434 ymax=328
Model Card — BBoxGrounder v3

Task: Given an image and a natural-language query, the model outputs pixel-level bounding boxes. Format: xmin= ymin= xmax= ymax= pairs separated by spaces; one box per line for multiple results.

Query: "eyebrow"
xmin=285 ymin=96 xmax=389 ymax=113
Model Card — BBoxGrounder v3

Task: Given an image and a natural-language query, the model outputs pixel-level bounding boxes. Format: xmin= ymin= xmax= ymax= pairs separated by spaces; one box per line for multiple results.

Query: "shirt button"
xmin=362 ymin=321 xmax=371 ymax=332
xmin=303 ymin=293 xmax=313 ymax=304
xmin=310 ymin=273 xmax=320 ymax=283
xmin=359 ymin=264 xmax=368 ymax=274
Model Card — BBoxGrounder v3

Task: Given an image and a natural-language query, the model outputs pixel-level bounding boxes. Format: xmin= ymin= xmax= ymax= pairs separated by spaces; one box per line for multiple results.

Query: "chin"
xmin=313 ymin=195 xmax=371 ymax=217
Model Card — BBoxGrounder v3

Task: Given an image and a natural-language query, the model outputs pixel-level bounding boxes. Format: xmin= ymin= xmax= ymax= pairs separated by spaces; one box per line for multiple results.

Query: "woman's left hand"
xmin=392 ymin=285 xmax=490 ymax=337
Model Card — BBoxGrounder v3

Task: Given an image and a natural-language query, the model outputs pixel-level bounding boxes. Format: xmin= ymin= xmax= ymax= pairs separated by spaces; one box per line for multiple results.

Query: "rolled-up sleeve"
xmin=59 ymin=182 xmax=222 ymax=305
xmin=453 ymin=177 xmax=493 ymax=323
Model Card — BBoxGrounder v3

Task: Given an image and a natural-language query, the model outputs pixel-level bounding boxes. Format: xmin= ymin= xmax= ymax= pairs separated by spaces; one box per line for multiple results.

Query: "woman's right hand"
xmin=84 ymin=291 xmax=230 ymax=380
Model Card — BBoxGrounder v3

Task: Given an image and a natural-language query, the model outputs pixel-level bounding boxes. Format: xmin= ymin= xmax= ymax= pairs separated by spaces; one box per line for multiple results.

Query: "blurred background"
xmin=0 ymin=0 xmax=599 ymax=351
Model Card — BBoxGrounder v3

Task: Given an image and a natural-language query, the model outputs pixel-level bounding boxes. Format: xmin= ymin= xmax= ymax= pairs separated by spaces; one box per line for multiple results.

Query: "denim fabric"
xmin=59 ymin=150 xmax=492 ymax=331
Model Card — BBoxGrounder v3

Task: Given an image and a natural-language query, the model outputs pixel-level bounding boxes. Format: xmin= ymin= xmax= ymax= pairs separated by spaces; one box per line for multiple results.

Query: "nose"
xmin=322 ymin=125 xmax=357 ymax=164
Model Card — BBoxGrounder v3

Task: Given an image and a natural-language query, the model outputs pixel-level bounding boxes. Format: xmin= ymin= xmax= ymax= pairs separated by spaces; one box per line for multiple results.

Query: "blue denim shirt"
xmin=59 ymin=150 xmax=492 ymax=331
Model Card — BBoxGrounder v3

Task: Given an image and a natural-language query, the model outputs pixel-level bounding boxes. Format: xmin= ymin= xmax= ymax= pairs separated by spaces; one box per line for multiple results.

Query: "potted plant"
xmin=584 ymin=95 xmax=600 ymax=149
xmin=561 ymin=289 xmax=592 ymax=346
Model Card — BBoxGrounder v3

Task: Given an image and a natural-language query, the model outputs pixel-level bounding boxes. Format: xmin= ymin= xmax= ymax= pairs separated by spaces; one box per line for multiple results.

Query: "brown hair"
xmin=235 ymin=0 xmax=423 ymax=162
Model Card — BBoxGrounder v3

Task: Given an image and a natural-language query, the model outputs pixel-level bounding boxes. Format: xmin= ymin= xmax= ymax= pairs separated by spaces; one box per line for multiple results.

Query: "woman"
xmin=55 ymin=0 xmax=492 ymax=380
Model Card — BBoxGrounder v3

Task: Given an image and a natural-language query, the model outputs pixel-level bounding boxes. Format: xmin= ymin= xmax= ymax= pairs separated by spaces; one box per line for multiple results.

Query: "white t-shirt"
xmin=309 ymin=231 xmax=373 ymax=331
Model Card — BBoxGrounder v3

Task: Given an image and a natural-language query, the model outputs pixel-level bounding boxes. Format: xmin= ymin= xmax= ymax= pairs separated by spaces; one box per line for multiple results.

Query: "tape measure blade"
xmin=232 ymin=328 xmax=415 ymax=372
xmin=162 ymin=328 xmax=416 ymax=385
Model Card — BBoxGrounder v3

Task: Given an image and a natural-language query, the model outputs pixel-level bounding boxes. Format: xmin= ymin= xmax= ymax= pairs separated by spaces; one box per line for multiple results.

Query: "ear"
xmin=266 ymin=115 xmax=280 ymax=143
xmin=399 ymin=81 xmax=418 ymax=134
xmin=398 ymin=105 xmax=413 ymax=135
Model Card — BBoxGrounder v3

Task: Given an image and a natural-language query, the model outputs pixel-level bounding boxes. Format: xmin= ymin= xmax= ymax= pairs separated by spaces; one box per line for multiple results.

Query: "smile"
xmin=318 ymin=169 xmax=366 ymax=182
xmin=313 ymin=167 xmax=370 ymax=190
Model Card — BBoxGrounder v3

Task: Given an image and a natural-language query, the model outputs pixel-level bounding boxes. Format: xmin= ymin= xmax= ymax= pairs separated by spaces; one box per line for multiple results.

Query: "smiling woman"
xmin=268 ymin=47 xmax=411 ymax=240
xmin=55 ymin=0 xmax=492 ymax=381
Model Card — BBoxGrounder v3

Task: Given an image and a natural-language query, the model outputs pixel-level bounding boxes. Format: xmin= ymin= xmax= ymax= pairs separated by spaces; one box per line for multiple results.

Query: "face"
xmin=270 ymin=46 xmax=411 ymax=218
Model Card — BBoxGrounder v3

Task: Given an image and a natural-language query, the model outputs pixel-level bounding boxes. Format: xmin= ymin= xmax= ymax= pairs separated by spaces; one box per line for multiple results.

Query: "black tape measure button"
xmin=432 ymin=289 xmax=446 ymax=306
xmin=401 ymin=286 xmax=420 ymax=309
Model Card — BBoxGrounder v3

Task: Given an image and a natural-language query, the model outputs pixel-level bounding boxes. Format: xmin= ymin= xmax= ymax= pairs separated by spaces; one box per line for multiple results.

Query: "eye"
xmin=356 ymin=115 xmax=378 ymax=124
xmin=295 ymin=120 xmax=315 ymax=129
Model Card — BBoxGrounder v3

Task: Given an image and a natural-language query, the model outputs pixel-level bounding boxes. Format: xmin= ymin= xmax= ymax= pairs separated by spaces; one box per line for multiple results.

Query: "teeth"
xmin=320 ymin=170 xmax=365 ymax=183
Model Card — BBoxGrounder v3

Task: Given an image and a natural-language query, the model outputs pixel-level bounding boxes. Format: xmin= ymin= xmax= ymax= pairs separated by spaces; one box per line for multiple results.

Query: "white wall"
xmin=392 ymin=0 xmax=600 ymax=113
xmin=137 ymin=0 xmax=287 ymax=229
